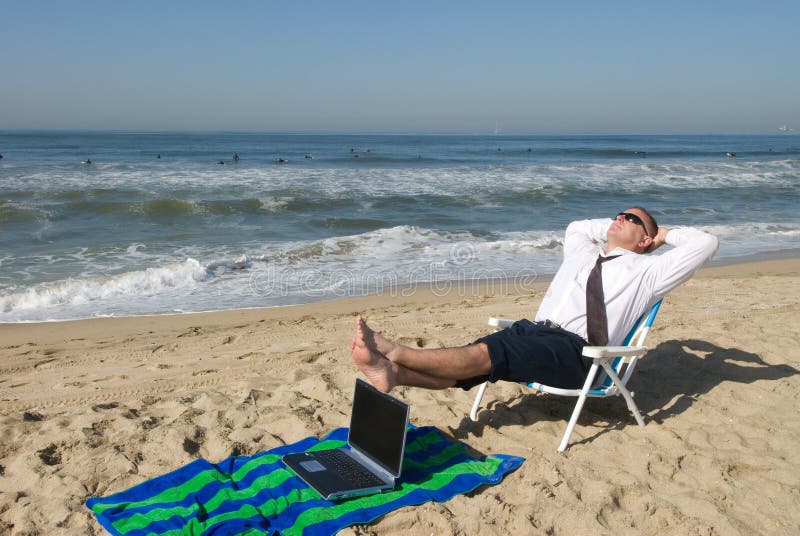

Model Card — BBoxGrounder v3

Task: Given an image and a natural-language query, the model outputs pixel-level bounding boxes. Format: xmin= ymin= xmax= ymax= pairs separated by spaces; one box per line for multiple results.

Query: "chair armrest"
xmin=582 ymin=345 xmax=647 ymax=359
xmin=488 ymin=317 xmax=516 ymax=329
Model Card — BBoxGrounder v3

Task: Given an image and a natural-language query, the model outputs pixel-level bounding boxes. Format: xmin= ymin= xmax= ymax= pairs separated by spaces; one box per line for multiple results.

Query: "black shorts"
xmin=455 ymin=320 xmax=590 ymax=391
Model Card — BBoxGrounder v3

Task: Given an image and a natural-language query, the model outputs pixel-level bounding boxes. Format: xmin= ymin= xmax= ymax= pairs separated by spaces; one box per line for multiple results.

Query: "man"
xmin=351 ymin=207 xmax=718 ymax=394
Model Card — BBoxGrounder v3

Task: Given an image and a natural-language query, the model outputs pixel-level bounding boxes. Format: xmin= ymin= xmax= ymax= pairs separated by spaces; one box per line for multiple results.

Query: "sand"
xmin=1 ymin=258 xmax=799 ymax=535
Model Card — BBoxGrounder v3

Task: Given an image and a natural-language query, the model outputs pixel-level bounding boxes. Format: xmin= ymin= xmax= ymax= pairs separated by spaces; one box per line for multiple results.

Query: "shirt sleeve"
xmin=647 ymin=227 xmax=719 ymax=297
xmin=564 ymin=219 xmax=612 ymax=257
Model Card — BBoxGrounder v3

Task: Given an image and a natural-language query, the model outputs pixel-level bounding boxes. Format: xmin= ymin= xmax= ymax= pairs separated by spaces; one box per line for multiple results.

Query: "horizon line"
xmin=1 ymin=128 xmax=796 ymax=136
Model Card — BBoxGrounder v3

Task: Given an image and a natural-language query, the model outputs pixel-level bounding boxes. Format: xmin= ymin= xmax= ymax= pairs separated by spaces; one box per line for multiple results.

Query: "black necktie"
xmin=586 ymin=254 xmax=620 ymax=345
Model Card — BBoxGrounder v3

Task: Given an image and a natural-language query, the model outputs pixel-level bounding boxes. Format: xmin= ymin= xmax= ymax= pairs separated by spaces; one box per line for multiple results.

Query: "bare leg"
xmin=350 ymin=335 xmax=455 ymax=392
xmin=352 ymin=317 xmax=491 ymax=388
xmin=355 ymin=317 xmax=398 ymax=359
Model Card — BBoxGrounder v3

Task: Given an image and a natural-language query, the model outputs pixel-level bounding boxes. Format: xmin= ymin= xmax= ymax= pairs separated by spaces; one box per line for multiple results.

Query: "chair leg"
xmin=558 ymin=362 xmax=601 ymax=452
xmin=469 ymin=382 xmax=489 ymax=421
xmin=600 ymin=362 xmax=645 ymax=427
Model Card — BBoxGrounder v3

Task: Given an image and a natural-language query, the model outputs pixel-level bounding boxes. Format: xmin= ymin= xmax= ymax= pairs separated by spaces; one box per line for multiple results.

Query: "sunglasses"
xmin=617 ymin=212 xmax=653 ymax=237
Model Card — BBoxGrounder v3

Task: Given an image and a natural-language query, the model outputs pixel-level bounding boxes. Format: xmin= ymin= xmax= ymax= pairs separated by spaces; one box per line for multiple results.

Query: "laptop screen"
xmin=348 ymin=379 xmax=409 ymax=476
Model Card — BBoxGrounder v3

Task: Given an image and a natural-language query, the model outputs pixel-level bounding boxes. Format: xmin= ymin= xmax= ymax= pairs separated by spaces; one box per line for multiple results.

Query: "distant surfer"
xmin=233 ymin=152 xmax=239 ymax=162
xmin=274 ymin=158 xmax=287 ymax=164
xmin=218 ymin=160 xmax=226 ymax=165
xmin=304 ymin=153 xmax=313 ymax=159
xmin=157 ymin=154 xmax=161 ymax=159
xmin=81 ymin=158 xmax=92 ymax=165
xmin=726 ymin=152 xmax=736 ymax=158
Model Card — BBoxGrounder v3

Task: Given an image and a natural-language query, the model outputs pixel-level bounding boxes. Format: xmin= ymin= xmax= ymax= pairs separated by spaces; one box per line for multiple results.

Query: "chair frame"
xmin=469 ymin=300 xmax=663 ymax=452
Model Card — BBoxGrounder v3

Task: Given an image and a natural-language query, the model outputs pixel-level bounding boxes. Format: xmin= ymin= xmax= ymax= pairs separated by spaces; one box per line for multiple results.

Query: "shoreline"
xmin=2 ymin=253 xmax=798 ymax=329
xmin=1 ymin=256 xmax=798 ymax=400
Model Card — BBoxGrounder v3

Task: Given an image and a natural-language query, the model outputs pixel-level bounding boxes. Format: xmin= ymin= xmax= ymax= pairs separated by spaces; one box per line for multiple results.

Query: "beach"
xmin=1 ymin=258 xmax=798 ymax=535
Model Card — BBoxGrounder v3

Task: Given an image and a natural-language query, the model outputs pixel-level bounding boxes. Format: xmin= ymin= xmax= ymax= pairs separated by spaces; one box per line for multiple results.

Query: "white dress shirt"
xmin=535 ymin=219 xmax=719 ymax=345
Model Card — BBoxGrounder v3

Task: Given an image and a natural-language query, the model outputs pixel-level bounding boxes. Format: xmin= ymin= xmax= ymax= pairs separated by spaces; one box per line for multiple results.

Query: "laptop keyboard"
xmin=315 ymin=449 xmax=386 ymax=488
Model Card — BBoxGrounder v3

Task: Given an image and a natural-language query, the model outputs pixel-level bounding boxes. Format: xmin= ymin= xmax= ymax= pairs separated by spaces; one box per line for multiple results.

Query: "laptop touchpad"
xmin=300 ymin=460 xmax=326 ymax=472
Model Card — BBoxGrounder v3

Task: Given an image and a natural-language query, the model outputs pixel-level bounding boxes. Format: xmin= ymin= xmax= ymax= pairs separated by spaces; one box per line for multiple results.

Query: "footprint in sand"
xmin=33 ymin=358 xmax=58 ymax=370
xmin=92 ymin=375 xmax=129 ymax=383
xmin=141 ymin=416 xmax=159 ymax=430
xmin=37 ymin=443 xmax=63 ymax=465
xmin=92 ymin=402 xmax=119 ymax=411
xmin=178 ymin=327 xmax=205 ymax=338
xmin=182 ymin=427 xmax=206 ymax=455
xmin=302 ymin=352 xmax=324 ymax=363
xmin=235 ymin=352 xmax=264 ymax=360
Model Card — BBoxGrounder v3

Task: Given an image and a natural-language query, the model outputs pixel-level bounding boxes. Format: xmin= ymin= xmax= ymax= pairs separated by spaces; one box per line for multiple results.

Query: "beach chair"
xmin=469 ymin=300 xmax=663 ymax=452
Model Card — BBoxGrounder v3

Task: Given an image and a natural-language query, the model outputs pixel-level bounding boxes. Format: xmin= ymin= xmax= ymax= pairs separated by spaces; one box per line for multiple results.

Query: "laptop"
xmin=282 ymin=378 xmax=410 ymax=501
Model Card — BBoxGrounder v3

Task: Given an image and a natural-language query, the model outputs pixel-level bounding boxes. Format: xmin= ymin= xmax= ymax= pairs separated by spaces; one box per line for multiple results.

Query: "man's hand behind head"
xmin=647 ymin=226 xmax=670 ymax=253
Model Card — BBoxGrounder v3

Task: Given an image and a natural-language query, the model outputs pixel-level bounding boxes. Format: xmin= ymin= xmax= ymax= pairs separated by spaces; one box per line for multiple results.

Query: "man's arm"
xmin=647 ymin=226 xmax=719 ymax=297
xmin=564 ymin=218 xmax=612 ymax=257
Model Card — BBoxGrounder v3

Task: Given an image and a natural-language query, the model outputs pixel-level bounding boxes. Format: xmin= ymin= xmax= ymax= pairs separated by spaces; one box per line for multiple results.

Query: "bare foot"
xmin=351 ymin=320 xmax=397 ymax=392
xmin=356 ymin=317 xmax=399 ymax=361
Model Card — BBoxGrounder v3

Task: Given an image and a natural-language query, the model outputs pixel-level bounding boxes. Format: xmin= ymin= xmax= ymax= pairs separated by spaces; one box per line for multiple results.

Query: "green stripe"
xmin=103 ymin=439 xmax=346 ymax=534
xmin=284 ymin=456 xmax=505 ymax=536
xmin=305 ymin=439 xmax=347 ymax=452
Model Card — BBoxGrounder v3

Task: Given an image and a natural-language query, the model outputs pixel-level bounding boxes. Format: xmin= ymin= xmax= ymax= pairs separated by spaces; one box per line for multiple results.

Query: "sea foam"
xmin=0 ymin=259 xmax=207 ymax=316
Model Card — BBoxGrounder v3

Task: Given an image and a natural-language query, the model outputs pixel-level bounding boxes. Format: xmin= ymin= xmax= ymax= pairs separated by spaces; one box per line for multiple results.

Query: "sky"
xmin=1 ymin=1 xmax=798 ymax=133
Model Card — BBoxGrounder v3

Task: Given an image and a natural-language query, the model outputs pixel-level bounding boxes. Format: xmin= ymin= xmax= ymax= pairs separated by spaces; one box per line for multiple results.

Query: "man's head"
xmin=607 ymin=206 xmax=658 ymax=254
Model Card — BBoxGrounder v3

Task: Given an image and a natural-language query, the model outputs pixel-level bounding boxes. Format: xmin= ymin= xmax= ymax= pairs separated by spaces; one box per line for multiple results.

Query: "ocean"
xmin=1 ymin=132 xmax=798 ymax=323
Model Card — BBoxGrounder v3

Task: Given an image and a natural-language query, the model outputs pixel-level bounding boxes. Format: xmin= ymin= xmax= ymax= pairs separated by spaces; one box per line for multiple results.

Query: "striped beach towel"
xmin=87 ymin=425 xmax=524 ymax=536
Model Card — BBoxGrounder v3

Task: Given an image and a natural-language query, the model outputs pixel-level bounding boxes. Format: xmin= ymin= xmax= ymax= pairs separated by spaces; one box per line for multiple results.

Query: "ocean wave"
xmin=133 ymin=198 xmax=197 ymax=217
xmin=1 ymin=219 xmax=797 ymax=322
xmin=0 ymin=201 xmax=50 ymax=223
xmin=0 ymin=259 xmax=207 ymax=315
xmin=699 ymin=221 xmax=800 ymax=238
xmin=272 ymin=226 xmax=564 ymax=265
xmin=4 ymin=159 xmax=798 ymax=216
